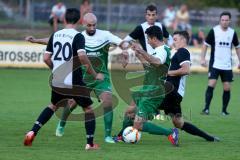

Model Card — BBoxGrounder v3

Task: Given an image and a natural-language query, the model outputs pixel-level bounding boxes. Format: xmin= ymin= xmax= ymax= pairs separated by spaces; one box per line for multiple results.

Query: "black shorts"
xmin=51 ymin=90 xmax=93 ymax=108
xmin=159 ymin=91 xmax=182 ymax=115
xmin=208 ymin=67 xmax=233 ymax=82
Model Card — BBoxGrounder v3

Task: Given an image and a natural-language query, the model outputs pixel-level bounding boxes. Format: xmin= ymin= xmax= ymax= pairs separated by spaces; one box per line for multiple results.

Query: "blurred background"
xmin=0 ymin=0 xmax=240 ymax=40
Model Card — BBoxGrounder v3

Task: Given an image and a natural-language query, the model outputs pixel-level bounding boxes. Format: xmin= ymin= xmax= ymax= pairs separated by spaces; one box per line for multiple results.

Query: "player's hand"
xmin=25 ymin=36 xmax=35 ymax=43
xmin=95 ymin=73 xmax=104 ymax=81
xmin=131 ymin=43 xmax=142 ymax=52
xmin=238 ymin=63 xmax=240 ymax=70
xmin=200 ymin=59 xmax=207 ymax=67
xmin=121 ymin=50 xmax=129 ymax=68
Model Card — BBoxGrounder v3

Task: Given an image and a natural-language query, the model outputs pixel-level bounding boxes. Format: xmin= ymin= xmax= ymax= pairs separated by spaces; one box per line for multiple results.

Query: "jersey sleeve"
xmin=73 ymin=33 xmax=86 ymax=54
xmin=129 ymin=25 xmax=143 ymax=40
xmin=162 ymin=25 xmax=170 ymax=39
xmin=45 ymin=34 xmax=54 ymax=54
xmin=106 ymin=31 xmax=122 ymax=45
xmin=176 ymin=48 xmax=191 ymax=66
xmin=154 ymin=48 xmax=167 ymax=64
xmin=232 ymin=31 xmax=240 ymax=48
xmin=205 ymin=29 xmax=214 ymax=46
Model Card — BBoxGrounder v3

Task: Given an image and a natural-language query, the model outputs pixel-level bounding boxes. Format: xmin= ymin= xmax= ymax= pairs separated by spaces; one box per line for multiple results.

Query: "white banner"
xmin=0 ymin=41 xmax=239 ymax=72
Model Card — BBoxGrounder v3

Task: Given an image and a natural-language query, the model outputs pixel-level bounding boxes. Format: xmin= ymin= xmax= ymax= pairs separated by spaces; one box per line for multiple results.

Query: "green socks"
xmin=104 ymin=107 xmax=113 ymax=137
xmin=142 ymin=122 xmax=172 ymax=136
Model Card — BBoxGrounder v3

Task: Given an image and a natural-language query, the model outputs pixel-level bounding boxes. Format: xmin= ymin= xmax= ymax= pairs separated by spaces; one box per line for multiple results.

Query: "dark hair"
xmin=173 ymin=31 xmax=190 ymax=44
xmin=220 ymin=11 xmax=231 ymax=19
xmin=145 ymin=25 xmax=163 ymax=41
xmin=145 ymin=4 xmax=157 ymax=13
xmin=65 ymin=8 xmax=80 ymax=24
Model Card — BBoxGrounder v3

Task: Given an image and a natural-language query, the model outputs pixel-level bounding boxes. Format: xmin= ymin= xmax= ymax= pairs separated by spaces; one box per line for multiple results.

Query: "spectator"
xmin=79 ymin=0 xmax=92 ymax=24
xmin=189 ymin=28 xmax=205 ymax=47
xmin=48 ymin=2 xmax=66 ymax=32
xmin=162 ymin=5 xmax=176 ymax=30
xmin=174 ymin=4 xmax=191 ymax=32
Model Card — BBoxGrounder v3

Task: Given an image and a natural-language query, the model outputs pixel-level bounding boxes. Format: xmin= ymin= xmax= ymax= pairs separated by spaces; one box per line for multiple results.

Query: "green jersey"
xmin=81 ymin=29 xmax=122 ymax=82
xmin=133 ymin=45 xmax=171 ymax=120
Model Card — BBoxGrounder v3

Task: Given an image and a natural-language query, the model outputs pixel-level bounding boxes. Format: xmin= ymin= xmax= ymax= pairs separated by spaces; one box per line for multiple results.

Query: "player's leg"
xmin=99 ymin=91 xmax=115 ymax=143
xmin=202 ymin=68 xmax=219 ymax=115
xmin=74 ymin=96 xmax=99 ymax=150
xmin=55 ymin=99 xmax=77 ymax=137
xmin=24 ymin=91 xmax=65 ymax=146
xmin=173 ymin=115 xmax=219 ymax=142
xmin=117 ymin=101 xmax=136 ymax=136
xmin=220 ymin=70 xmax=233 ymax=115
xmin=133 ymin=112 xmax=178 ymax=146
xmin=170 ymin=92 xmax=219 ymax=142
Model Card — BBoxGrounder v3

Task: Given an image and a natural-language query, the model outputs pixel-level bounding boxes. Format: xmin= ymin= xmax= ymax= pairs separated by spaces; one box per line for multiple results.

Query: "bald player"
xmin=25 ymin=13 xmax=128 ymax=143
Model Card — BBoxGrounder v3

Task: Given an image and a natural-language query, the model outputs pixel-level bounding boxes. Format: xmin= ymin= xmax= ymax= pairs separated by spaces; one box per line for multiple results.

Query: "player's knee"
xmin=48 ymin=104 xmax=58 ymax=111
xmin=125 ymin=107 xmax=136 ymax=118
xmin=68 ymin=99 xmax=77 ymax=108
xmin=172 ymin=118 xmax=184 ymax=128
xmin=101 ymin=93 xmax=112 ymax=107
xmin=133 ymin=121 xmax=142 ymax=131
xmin=102 ymin=99 xmax=112 ymax=108
xmin=223 ymin=84 xmax=231 ymax=91
xmin=83 ymin=106 xmax=94 ymax=114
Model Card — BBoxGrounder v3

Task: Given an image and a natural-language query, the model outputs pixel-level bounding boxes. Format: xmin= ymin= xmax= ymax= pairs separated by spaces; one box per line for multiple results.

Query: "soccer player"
xmin=201 ymin=11 xmax=240 ymax=115
xmin=123 ymin=4 xmax=173 ymax=55
xmin=122 ymin=4 xmax=173 ymax=119
xmin=117 ymin=26 xmax=179 ymax=146
xmin=25 ymin=13 xmax=128 ymax=144
xmin=160 ymin=31 xmax=219 ymax=142
xmin=23 ymin=8 xmax=103 ymax=150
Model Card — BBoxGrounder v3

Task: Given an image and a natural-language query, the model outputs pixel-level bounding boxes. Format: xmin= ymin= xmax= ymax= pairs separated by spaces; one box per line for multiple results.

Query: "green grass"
xmin=0 ymin=68 xmax=240 ymax=160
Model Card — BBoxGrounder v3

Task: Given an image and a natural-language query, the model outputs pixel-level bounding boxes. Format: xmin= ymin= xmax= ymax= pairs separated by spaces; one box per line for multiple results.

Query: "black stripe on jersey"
xmin=72 ymin=33 xmax=86 ymax=86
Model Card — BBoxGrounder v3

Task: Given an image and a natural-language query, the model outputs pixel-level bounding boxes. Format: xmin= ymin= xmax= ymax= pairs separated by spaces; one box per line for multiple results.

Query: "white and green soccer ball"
xmin=122 ymin=126 xmax=141 ymax=143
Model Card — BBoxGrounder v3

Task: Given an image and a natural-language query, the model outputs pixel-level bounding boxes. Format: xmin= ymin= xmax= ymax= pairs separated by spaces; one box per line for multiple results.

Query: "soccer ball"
xmin=122 ymin=126 xmax=141 ymax=143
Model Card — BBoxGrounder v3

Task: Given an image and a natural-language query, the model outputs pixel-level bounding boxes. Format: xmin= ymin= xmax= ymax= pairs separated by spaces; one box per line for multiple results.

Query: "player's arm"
xmin=132 ymin=43 xmax=161 ymax=67
xmin=75 ymin=33 xmax=103 ymax=80
xmin=25 ymin=36 xmax=49 ymax=45
xmin=168 ymin=49 xmax=191 ymax=76
xmin=43 ymin=53 xmax=53 ymax=70
xmin=107 ymin=31 xmax=131 ymax=68
xmin=44 ymin=34 xmax=54 ymax=70
xmin=232 ymin=31 xmax=240 ymax=69
xmin=235 ymin=48 xmax=240 ymax=69
xmin=200 ymin=29 xmax=214 ymax=67
xmin=168 ymin=62 xmax=190 ymax=76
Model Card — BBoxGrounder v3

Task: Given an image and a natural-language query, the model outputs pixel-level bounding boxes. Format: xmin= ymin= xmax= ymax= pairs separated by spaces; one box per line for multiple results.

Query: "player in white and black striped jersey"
xmin=123 ymin=4 xmax=173 ymax=55
xmin=201 ymin=11 xmax=240 ymax=116
xmin=24 ymin=8 xmax=103 ymax=150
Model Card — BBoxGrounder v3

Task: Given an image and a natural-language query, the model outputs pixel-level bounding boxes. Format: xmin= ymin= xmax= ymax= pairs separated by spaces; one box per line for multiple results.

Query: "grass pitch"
xmin=0 ymin=68 xmax=240 ymax=160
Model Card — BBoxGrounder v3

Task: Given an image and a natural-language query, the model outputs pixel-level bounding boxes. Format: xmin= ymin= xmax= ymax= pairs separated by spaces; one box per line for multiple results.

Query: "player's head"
xmin=173 ymin=31 xmax=189 ymax=49
xmin=145 ymin=25 xmax=163 ymax=48
xmin=145 ymin=4 xmax=158 ymax=25
xmin=219 ymin=11 xmax=231 ymax=30
xmin=83 ymin=13 xmax=97 ymax=36
xmin=64 ymin=8 xmax=80 ymax=25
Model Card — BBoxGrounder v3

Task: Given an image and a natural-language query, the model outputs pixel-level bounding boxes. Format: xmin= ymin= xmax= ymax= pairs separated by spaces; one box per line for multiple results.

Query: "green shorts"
xmin=86 ymin=78 xmax=112 ymax=97
xmin=132 ymin=85 xmax=165 ymax=120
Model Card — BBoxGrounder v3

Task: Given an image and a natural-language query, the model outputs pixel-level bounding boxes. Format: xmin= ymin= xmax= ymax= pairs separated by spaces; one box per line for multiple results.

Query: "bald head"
xmin=83 ymin=13 xmax=97 ymax=24
xmin=83 ymin=13 xmax=97 ymax=36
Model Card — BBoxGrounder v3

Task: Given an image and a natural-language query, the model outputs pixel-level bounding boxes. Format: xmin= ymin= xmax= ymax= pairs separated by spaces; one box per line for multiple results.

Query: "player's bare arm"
xmin=235 ymin=47 xmax=240 ymax=69
xmin=132 ymin=43 xmax=161 ymax=66
xmin=43 ymin=53 xmax=53 ymax=70
xmin=25 ymin=36 xmax=49 ymax=45
xmin=200 ymin=44 xmax=208 ymax=67
xmin=168 ymin=62 xmax=190 ymax=76
xmin=78 ymin=51 xmax=104 ymax=80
